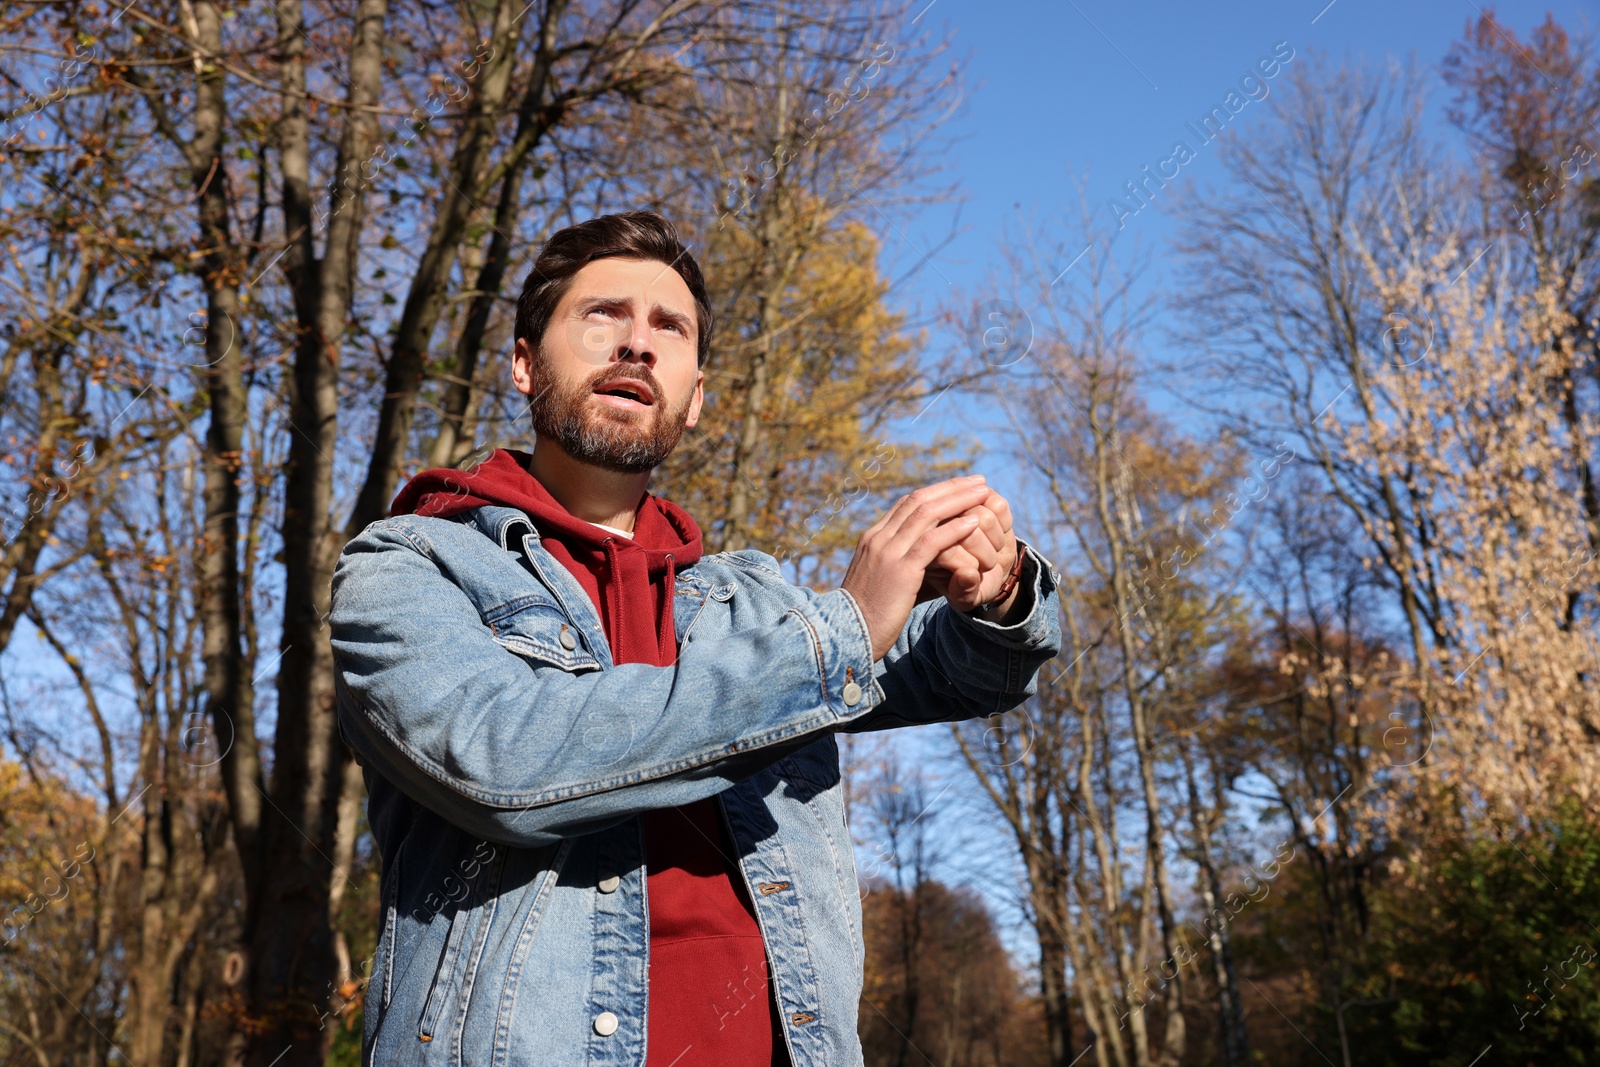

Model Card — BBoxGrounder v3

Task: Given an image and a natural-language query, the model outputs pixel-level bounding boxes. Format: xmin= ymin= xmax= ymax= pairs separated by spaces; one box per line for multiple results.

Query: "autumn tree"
xmin=1212 ymin=470 xmax=1405 ymax=1065
xmin=1174 ymin=36 xmax=1600 ymax=1061
xmin=850 ymin=744 xmax=1046 ymax=1067
xmin=1176 ymin=45 xmax=1600 ymax=808
xmin=859 ymin=876 xmax=1049 ymax=1067
xmin=1443 ymin=13 xmax=1600 ymax=580
xmin=956 ymin=210 xmax=1259 ymax=1067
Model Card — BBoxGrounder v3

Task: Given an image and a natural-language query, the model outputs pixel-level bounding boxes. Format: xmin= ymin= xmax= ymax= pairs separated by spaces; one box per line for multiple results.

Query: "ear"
xmin=511 ymin=337 xmax=535 ymax=396
xmin=684 ymin=370 xmax=704 ymax=429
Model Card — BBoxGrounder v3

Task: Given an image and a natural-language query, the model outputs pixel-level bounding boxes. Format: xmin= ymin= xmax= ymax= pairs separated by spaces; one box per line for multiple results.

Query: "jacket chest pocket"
xmin=677 ymin=580 xmax=737 ymax=644
xmin=416 ymin=842 xmax=507 ymax=1046
xmin=481 ymin=597 xmax=602 ymax=672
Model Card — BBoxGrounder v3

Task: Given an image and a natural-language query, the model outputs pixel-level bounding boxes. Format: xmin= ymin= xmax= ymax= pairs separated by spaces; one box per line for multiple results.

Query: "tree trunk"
xmin=327 ymin=753 xmax=368 ymax=996
xmin=427 ymin=98 xmax=566 ymax=470
xmin=184 ymin=0 xmax=263 ymax=919
xmin=1094 ymin=421 xmax=1185 ymax=1067
xmin=0 ymin=252 xmax=91 ymax=655
xmin=353 ymin=0 xmax=567 ymax=528
xmin=1037 ymin=912 xmax=1077 ymax=1067
xmin=1182 ymin=749 xmax=1249 ymax=1067
xmin=241 ymin=0 xmax=389 ymax=1062
xmin=721 ymin=34 xmax=792 ymax=554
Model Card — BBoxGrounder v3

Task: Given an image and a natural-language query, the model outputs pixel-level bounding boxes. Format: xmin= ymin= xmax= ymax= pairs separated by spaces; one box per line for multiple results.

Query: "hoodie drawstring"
xmin=600 ymin=537 xmax=623 ymax=659
xmin=661 ymin=554 xmax=676 ymax=661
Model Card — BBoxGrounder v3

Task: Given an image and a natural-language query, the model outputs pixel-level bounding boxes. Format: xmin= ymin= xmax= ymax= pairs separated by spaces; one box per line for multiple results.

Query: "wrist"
xmin=970 ymin=585 xmax=1021 ymax=623
xmin=986 ymin=542 xmax=1026 ymax=604
xmin=965 ymin=544 xmax=1029 ymax=622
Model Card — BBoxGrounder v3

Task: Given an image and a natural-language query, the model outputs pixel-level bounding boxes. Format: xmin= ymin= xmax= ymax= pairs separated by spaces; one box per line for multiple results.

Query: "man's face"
xmin=512 ymin=256 xmax=704 ymax=473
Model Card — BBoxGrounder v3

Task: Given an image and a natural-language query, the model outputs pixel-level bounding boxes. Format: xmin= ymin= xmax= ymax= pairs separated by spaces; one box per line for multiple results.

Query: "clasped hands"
xmin=840 ymin=475 xmax=1021 ymax=662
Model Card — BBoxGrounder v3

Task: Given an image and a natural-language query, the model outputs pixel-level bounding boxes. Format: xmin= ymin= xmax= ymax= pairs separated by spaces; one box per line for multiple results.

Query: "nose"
xmin=618 ymin=311 xmax=655 ymax=367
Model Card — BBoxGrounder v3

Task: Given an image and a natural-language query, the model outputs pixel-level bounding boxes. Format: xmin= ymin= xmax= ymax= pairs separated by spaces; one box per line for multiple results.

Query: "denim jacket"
xmin=329 ymin=503 xmax=1063 ymax=1066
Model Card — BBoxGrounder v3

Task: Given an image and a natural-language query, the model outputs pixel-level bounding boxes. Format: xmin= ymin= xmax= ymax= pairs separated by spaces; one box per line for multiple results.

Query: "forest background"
xmin=2 ymin=0 xmax=1599 ymax=1064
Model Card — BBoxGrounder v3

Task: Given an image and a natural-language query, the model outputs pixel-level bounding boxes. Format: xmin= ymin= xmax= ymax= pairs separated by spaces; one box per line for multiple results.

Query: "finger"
xmin=909 ymin=512 xmax=983 ymax=569
xmin=950 ymin=507 xmax=1003 ymax=557
xmin=893 ymin=476 xmax=988 ymax=517
xmin=952 ymin=564 xmax=984 ymax=597
xmin=941 ymin=527 xmax=1016 ymax=600
xmin=934 ymin=547 xmax=979 ymax=579
xmin=981 ymin=536 xmax=1022 ymax=601
xmin=945 ymin=562 xmax=986 ymax=608
xmin=933 ymin=534 xmax=993 ymax=594
xmin=934 ymin=508 xmax=1001 ymax=568
xmin=884 ymin=481 xmax=992 ymax=552
xmin=979 ymin=489 xmax=1014 ymax=537
xmin=934 ymin=548 xmax=989 ymax=602
xmin=966 ymin=498 xmax=1008 ymax=554
xmin=863 ymin=479 xmax=985 ymax=543
xmin=954 ymin=519 xmax=1001 ymax=571
xmin=877 ymin=477 xmax=987 ymax=536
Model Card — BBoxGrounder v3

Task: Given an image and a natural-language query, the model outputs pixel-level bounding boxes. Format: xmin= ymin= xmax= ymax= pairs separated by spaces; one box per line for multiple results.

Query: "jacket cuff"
xmin=950 ymin=538 xmax=1059 ymax=649
xmin=802 ymin=587 xmax=882 ymax=719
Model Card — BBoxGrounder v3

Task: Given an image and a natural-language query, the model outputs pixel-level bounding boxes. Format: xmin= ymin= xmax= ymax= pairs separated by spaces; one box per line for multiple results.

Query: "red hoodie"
xmin=390 ymin=448 xmax=791 ymax=1066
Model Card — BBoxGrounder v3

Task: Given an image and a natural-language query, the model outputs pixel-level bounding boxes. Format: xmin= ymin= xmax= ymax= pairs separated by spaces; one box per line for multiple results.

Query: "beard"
xmin=524 ymin=353 xmax=694 ymax=474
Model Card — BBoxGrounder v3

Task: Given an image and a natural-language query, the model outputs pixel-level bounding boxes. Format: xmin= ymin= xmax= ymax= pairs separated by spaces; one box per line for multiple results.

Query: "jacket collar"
xmin=458 ymin=504 xmax=730 ymax=670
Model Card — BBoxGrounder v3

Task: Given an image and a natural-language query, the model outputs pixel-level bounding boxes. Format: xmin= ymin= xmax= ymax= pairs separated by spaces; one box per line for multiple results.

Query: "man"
xmin=330 ymin=210 xmax=1062 ymax=1066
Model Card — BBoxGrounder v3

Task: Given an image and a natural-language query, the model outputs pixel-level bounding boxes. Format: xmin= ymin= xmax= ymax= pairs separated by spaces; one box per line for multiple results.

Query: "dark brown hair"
xmin=514 ymin=210 xmax=714 ymax=366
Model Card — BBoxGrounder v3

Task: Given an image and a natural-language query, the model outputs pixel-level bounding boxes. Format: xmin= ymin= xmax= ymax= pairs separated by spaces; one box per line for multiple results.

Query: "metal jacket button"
xmin=842 ymin=680 xmax=863 ymax=706
xmin=598 ymin=874 xmax=620 ymax=893
xmin=593 ymin=1011 xmax=619 ymax=1036
xmin=559 ymin=628 xmax=577 ymax=650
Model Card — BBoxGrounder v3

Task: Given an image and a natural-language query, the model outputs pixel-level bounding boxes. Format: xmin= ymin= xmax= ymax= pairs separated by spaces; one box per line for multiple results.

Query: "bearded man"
xmin=330 ymin=209 xmax=1062 ymax=1066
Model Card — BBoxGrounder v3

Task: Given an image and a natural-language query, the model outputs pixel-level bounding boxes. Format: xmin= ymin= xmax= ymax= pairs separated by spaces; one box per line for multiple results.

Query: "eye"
xmin=660 ymin=320 xmax=684 ymax=334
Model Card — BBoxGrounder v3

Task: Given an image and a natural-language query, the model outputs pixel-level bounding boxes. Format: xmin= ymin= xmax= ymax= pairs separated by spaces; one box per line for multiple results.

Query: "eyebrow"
xmin=577 ymin=294 xmax=695 ymax=338
xmin=653 ymin=304 xmax=695 ymax=337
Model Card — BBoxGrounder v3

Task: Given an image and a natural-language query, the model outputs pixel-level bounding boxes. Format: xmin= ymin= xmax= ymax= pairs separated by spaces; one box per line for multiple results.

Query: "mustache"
xmin=589 ymin=364 xmax=658 ymax=391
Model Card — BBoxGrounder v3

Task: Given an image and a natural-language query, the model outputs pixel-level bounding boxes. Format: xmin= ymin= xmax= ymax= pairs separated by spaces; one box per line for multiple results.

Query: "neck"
xmin=525 ymin=438 xmax=650 ymax=533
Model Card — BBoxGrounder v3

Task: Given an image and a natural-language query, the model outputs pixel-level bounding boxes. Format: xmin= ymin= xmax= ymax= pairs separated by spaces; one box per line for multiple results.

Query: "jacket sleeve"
xmin=839 ymin=538 xmax=1063 ymax=734
xmin=330 ymin=518 xmax=880 ymax=848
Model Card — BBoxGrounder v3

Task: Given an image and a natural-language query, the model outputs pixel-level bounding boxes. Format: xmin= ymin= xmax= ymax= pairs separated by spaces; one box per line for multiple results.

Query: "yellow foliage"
xmin=662 ymin=199 xmax=969 ymax=577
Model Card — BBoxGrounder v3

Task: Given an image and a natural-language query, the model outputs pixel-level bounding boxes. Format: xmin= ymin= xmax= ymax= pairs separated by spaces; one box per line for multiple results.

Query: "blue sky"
xmin=875 ymin=0 xmax=1598 ymax=515
xmin=890 ymin=0 xmax=1597 ymax=313
xmin=860 ymin=0 xmax=1599 ymax=610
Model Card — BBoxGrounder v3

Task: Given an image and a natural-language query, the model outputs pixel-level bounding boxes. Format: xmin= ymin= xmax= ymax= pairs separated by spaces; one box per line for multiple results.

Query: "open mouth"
xmin=593 ymin=378 xmax=655 ymax=409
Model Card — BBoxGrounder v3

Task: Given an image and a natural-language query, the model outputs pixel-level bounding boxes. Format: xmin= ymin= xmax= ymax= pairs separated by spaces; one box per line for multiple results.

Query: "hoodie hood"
xmin=389 ymin=448 xmax=703 ymax=666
